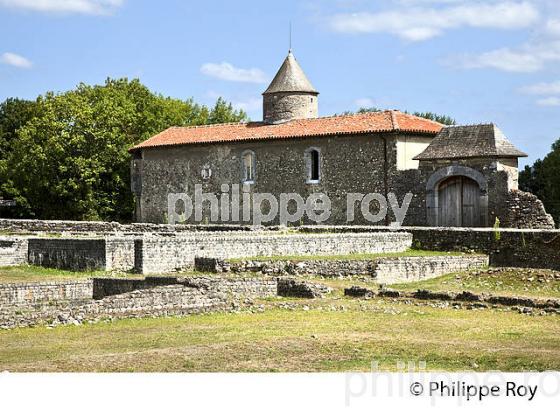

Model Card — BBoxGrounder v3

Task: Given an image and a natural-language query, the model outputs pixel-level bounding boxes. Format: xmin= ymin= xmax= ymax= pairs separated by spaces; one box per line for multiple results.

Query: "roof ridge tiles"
xmin=130 ymin=110 xmax=443 ymax=152
xmin=390 ymin=110 xmax=400 ymax=130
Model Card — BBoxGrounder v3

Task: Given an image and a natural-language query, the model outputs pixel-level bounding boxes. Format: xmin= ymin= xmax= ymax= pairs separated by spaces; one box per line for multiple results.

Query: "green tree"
xmin=339 ymin=107 xmax=456 ymax=125
xmin=1 ymin=78 xmax=247 ymax=221
xmin=520 ymin=139 xmax=560 ymax=226
xmin=410 ymin=111 xmax=456 ymax=126
xmin=208 ymin=97 xmax=246 ymax=124
xmin=0 ymin=98 xmax=40 ymax=213
xmin=0 ymin=98 xmax=39 ymax=154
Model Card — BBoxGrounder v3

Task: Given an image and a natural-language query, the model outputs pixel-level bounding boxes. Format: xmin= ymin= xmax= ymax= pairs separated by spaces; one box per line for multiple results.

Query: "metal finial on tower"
xmin=289 ymin=21 xmax=292 ymax=52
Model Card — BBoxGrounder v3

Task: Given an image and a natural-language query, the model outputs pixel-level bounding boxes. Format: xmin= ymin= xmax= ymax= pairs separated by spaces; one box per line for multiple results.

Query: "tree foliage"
xmin=0 ymin=98 xmax=40 ymax=155
xmin=409 ymin=111 xmax=456 ymax=126
xmin=519 ymin=139 xmax=560 ymax=226
xmin=340 ymin=107 xmax=456 ymax=125
xmin=0 ymin=78 xmax=247 ymax=221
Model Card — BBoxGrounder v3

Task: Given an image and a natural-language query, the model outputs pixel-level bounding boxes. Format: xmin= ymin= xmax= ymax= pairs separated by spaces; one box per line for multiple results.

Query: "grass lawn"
xmin=392 ymin=268 xmax=560 ymax=299
xmin=227 ymin=249 xmax=471 ymax=262
xmin=1 ymin=264 xmax=559 ymax=372
xmin=0 ymin=265 xmax=138 ymax=283
xmin=0 ymin=298 xmax=559 ymax=372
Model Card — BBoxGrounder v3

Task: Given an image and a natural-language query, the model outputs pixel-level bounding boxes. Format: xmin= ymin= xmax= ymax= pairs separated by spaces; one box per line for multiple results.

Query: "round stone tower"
xmin=262 ymin=50 xmax=319 ymax=124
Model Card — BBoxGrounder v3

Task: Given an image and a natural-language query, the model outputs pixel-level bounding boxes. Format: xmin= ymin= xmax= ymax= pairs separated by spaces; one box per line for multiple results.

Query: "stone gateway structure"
xmin=129 ymin=51 xmax=554 ymax=229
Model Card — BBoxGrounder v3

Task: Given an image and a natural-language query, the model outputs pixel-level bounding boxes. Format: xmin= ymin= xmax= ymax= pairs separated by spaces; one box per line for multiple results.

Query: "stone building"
xmin=129 ymin=51 xmax=554 ymax=228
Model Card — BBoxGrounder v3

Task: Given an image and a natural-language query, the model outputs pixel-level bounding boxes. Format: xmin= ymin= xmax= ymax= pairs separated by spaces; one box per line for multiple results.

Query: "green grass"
xmin=0 ymin=265 xmax=138 ymax=283
xmin=1 ymin=263 xmax=559 ymax=372
xmin=0 ymin=298 xmax=559 ymax=372
xmin=227 ymin=249 xmax=471 ymax=262
xmin=392 ymin=268 xmax=560 ymax=299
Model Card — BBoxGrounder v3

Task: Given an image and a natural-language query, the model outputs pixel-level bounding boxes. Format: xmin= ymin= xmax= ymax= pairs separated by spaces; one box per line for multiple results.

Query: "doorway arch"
xmin=426 ymin=165 xmax=488 ymax=227
xmin=437 ymin=176 xmax=481 ymax=226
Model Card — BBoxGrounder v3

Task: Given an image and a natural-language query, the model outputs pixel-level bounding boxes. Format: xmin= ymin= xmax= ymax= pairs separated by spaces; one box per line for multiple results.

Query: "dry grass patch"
xmin=1 ymin=300 xmax=559 ymax=372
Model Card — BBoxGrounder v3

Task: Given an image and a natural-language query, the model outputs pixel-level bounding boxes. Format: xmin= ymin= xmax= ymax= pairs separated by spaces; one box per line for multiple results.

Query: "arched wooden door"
xmin=438 ymin=176 xmax=481 ymax=227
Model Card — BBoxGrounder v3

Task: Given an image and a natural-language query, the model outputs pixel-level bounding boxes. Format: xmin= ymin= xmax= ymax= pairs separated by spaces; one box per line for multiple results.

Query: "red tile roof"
xmin=129 ymin=110 xmax=443 ymax=152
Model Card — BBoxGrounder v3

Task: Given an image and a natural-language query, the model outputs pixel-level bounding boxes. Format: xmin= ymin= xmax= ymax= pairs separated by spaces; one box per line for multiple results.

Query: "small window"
xmin=305 ymin=148 xmax=321 ymax=183
xmin=241 ymin=150 xmax=255 ymax=183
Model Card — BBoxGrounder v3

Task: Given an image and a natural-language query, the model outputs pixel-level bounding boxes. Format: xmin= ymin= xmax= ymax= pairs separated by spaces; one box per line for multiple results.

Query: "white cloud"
xmin=442 ymin=9 xmax=560 ymax=72
xmin=328 ymin=2 xmax=539 ymax=41
xmin=0 ymin=52 xmax=32 ymax=68
xmin=536 ymin=96 xmax=560 ymax=106
xmin=520 ymin=80 xmax=560 ymax=95
xmin=446 ymin=39 xmax=560 ymax=72
xmin=200 ymin=62 xmax=267 ymax=84
xmin=354 ymin=97 xmax=376 ymax=108
xmin=520 ymin=79 xmax=560 ymax=106
xmin=0 ymin=0 xmax=124 ymax=15
xmin=545 ymin=18 xmax=560 ymax=36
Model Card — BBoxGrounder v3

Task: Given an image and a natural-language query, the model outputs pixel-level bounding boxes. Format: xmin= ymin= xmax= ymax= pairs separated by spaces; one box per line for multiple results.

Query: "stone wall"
xmin=230 ymin=259 xmax=376 ymax=277
xmin=92 ymin=277 xmax=148 ymax=299
xmin=496 ymin=190 xmax=555 ymax=229
xmin=135 ymin=232 xmax=412 ymax=274
xmin=0 ymin=280 xmax=93 ymax=305
xmin=92 ymin=276 xmax=278 ymax=300
xmin=408 ymin=227 xmax=560 ymax=270
xmin=105 ymin=237 xmax=135 ymax=271
xmin=28 ymin=238 xmax=107 ymax=270
xmin=0 ymin=230 xmax=411 ymax=275
xmin=228 ymin=255 xmax=488 ymax=283
xmin=277 ymin=278 xmax=331 ymax=298
xmin=374 ymin=255 xmax=488 ymax=284
xmin=26 ymin=237 xmax=135 ymax=272
xmin=0 ymin=218 xmax=254 ymax=235
xmin=0 ymin=284 xmax=227 ymax=329
xmin=0 ymin=275 xmax=280 ymax=329
xmin=0 ymin=236 xmax=28 ymax=266
xmin=182 ymin=276 xmax=277 ymax=299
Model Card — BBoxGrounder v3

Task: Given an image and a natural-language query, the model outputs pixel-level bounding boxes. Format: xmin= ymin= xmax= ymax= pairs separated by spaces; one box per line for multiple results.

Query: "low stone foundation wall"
xmin=0 ymin=280 xmax=93 ymax=305
xmin=352 ymin=287 xmax=560 ymax=313
xmin=227 ymin=255 xmax=488 ymax=283
xmin=0 ymin=285 xmax=227 ymax=329
xmin=136 ymin=232 xmax=412 ymax=274
xmin=374 ymin=255 xmax=489 ymax=284
xmin=229 ymin=259 xmax=376 ymax=277
xmin=0 ymin=276 xmax=280 ymax=329
xmin=0 ymin=237 xmax=28 ymax=266
xmin=277 ymin=278 xmax=331 ymax=298
xmin=182 ymin=277 xmax=277 ymax=298
xmin=28 ymin=238 xmax=107 ymax=271
xmin=408 ymin=228 xmax=560 ymax=271
xmin=0 ymin=218 xmax=263 ymax=235
xmin=27 ymin=237 xmax=135 ymax=272
xmin=3 ymin=222 xmax=558 ymax=272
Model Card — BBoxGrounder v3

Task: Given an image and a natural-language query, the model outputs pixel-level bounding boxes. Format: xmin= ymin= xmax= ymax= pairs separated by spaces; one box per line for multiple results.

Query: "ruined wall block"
xmin=135 ymin=232 xmax=412 ymax=274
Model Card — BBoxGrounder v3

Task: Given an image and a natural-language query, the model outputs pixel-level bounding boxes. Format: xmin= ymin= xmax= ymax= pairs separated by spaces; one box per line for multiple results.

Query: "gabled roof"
xmin=263 ymin=50 xmax=318 ymax=95
xmin=129 ymin=110 xmax=443 ymax=152
xmin=414 ymin=124 xmax=527 ymax=160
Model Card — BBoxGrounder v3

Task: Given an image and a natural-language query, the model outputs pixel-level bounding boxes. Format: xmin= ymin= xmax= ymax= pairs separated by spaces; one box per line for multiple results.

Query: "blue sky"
xmin=1 ymin=0 xmax=560 ymax=166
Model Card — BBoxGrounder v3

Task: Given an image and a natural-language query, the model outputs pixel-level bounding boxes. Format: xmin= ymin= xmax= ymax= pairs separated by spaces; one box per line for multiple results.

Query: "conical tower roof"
xmin=263 ymin=50 xmax=318 ymax=95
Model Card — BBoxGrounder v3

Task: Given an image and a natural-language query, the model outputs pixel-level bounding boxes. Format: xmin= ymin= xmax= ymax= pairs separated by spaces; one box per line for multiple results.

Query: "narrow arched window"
xmin=305 ymin=147 xmax=321 ymax=183
xmin=241 ymin=150 xmax=255 ymax=183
